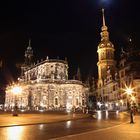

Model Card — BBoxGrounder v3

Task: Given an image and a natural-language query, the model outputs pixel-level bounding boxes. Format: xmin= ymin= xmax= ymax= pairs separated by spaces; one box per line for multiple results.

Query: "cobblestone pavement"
xmin=0 ymin=111 xmax=89 ymax=127
xmin=52 ymin=115 xmax=140 ymax=140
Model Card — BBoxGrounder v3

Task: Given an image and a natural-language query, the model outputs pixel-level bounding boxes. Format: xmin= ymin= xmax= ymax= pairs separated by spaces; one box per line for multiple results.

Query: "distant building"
xmin=5 ymin=40 xmax=88 ymax=111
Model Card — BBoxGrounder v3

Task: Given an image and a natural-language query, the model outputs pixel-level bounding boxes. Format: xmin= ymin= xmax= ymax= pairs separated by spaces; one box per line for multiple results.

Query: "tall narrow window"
xmin=76 ymin=98 xmax=79 ymax=105
xmin=82 ymin=99 xmax=85 ymax=106
xmin=55 ymin=98 xmax=58 ymax=105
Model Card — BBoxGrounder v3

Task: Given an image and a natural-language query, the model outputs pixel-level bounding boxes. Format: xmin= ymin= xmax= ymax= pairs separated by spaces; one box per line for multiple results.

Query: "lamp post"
xmin=125 ymin=87 xmax=134 ymax=123
xmin=11 ymin=85 xmax=22 ymax=116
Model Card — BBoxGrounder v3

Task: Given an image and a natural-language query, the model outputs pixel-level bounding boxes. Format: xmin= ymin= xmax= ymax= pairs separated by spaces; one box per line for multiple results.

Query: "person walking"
xmin=130 ymin=107 xmax=134 ymax=123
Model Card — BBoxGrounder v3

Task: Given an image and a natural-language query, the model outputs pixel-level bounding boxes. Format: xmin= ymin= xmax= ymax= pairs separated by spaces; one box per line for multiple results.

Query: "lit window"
xmin=101 ymin=44 xmax=104 ymax=47
xmin=76 ymin=98 xmax=79 ymax=105
xmin=107 ymin=43 xmax=110 ymax=46
xmin=43 ymin=96 xmax=46 ymax=100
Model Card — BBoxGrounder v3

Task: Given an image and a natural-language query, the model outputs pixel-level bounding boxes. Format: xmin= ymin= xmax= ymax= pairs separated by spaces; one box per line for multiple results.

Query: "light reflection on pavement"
xmin=7 ymin=127 xmax=24 ymax=140
xmin=0 ymin=111 xmax=129 ymax=140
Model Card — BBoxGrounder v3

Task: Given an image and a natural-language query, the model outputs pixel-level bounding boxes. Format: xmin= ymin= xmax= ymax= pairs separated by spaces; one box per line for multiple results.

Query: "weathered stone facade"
xmin=5 ymin=42 xmax=88 ymax=111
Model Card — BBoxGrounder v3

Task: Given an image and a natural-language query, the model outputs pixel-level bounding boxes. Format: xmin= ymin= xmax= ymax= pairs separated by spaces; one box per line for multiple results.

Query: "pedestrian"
xmin=130 ymin=107 xmax=134 ymax=123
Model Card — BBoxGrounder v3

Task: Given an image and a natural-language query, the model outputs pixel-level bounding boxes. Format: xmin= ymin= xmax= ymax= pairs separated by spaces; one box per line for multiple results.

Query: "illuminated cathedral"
xmin=5 ymin=40 xmax=88 ymax=111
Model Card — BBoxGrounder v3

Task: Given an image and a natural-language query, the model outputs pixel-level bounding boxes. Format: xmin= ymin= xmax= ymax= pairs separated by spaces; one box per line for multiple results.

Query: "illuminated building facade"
xmin=97 ymin=9 xmax=140 ymax=111
xmin=5 ymin=41 xmax=88 ymax=111
xmin=119 ymin=40 xmax=140 ymax=110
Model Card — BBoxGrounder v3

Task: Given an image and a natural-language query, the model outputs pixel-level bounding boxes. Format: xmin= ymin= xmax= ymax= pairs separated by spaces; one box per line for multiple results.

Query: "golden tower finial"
xmin=101 ymin=8 xmax=108 ymax=31
xmin=102 ymin=8 xmax=106 ymax=26
xmin=100 ymin=8 xmax=109 ymax=41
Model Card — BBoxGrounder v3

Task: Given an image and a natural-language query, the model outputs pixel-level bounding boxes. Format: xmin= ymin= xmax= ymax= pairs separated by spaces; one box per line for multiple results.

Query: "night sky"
xmin=0 ymin=0 xmax=140 ymax=86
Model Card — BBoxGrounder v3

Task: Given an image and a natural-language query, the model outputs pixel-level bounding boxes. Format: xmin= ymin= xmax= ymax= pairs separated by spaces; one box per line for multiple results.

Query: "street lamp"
xmin=124 ymin=86 xmax=134 ymax=123
xmin=125 ymin=88 xmax=133 ymax=95
xmin=124 ymin=87 xmax=134 ymax=108
xmin=11 ymin=85 xmax=22 ymax=116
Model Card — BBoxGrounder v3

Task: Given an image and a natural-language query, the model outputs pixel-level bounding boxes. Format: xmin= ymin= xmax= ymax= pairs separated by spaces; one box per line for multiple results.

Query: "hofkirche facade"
xmin=5 ymin=41 xmax=88 ymax=111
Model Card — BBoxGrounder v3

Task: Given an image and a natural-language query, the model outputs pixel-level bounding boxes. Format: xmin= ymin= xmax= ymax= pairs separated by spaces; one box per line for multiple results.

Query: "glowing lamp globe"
xmin=11 ymin=86 xmax=22 ymax=95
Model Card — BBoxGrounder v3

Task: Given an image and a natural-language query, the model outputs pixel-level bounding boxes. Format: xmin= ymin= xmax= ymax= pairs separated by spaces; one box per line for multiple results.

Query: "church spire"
xmin=24 ymin=39 xmax=33 ymax=66
xmin=102 ymin=8 xmax=106 ymax=27
xmin=100 ymin=9 xmax=109 ymax=41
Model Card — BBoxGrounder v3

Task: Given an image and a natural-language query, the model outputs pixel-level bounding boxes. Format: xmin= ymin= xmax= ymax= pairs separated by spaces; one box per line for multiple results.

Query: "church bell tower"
xmin=24 ymin=39 xmax=33 ymax=66
xmin=97 ymin=9 xmax=116 ymax=88
xmin=21 ymin=40 xmax=34 ymax=78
